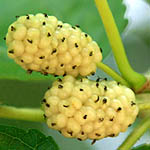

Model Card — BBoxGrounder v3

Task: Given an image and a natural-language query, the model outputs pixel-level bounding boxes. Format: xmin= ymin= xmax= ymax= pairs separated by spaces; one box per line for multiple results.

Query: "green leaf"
xmin=0 ymin=124 xmax=59 ymax=150
xmin=132 ymin=144 xmax=150 ymax=150
xmin=145 ymin=0 xmax=150 ymax=4
xmin=0 ymin=0 xmax=127 ymax=80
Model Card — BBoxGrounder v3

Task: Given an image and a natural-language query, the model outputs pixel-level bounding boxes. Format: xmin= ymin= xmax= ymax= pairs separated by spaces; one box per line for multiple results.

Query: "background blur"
xmin=0 ymin=0 xmax=150 ymax=149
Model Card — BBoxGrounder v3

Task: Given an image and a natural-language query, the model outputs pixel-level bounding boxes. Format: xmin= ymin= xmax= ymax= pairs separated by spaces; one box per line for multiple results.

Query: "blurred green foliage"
xmin=146 ymin=0 xmax=150 ymax=4
xmin=132 ymin=144 xmax=150 ymax=150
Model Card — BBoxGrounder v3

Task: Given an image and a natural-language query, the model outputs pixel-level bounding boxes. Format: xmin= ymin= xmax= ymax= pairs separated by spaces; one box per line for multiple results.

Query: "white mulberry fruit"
xmin=42 ymin=75 xmax=139 ymax=141
xmin=5 ymin=13 xmax=102 ymax=77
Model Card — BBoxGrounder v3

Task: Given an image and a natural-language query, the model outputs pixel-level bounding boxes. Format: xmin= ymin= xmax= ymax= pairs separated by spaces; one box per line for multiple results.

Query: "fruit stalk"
xmin=94 ymin=0 xmax=146 ymax=91
xmin=118 ymin=116 xmax=150 ymax=150
xmin=0 ymin=105 xmax=45 ymax=122
xmin=96 ymin=62 xmax=130 ymax=87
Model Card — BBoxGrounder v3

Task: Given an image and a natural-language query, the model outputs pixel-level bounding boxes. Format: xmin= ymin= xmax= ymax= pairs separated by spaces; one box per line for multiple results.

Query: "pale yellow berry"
xmin=6 ymin=14 xmax=102 ymax=77
xmin=43 ymin=76 xmax=139 ymax=141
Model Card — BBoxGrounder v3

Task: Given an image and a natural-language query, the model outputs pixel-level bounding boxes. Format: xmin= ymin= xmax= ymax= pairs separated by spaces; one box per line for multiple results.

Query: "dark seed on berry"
xmin=42 ymin=22 xmax=46 ymax=25
xmin=75 ymin=43 xmax=78 ymax=48
xmin=81 ymin=131 xmax=84 ymax=135
xmin=89 ymin=51 xmax=93 ymax=56
xmin=58 ymin=85 xmax=63 ymax=89
xmin=131 ymin=101 xmax=136 ymax=106
xmin=95 ymin=133 xmax=101 ymax=136
xmin=91 ymin=139 xmax=96 ymax=145
xmin=117 ymin=82 xmax=120 ymax=85
xmin=83 ymin=115 xmax=87 ymax=119
xmin=104 ymin=86 xmax=107 ymax=91
xmin=95 ymin=96 xmax=99 ymax=103
xmin=46 ymin=103 xmax=50 ymax=107
xmin=8 ymin=50 xmax=14 ymax=54
xmin=103 ymin=98 xmax=107 ymax=104
xmin=96 ymin=77 xmax=101 ymax=82
xmin=61 ymin=37 xmax=65 ymax=42
xmin=77 ymin=138 xmax=82 ymax=141
xmin=67 ymin=131 xmax=73 ymax=136
xmin=51 ymin=49 xmax=57 ymax=54
xmin=58 ymin=78 xmax=62 ymax=82
xmin=63 ymin=105 xmax=69 ymax=108
xmin=39 ymin=56 xmax=45 ymax=59
xmin=85 ymin=33 xmax=88 ymax=37
xmin=3 ymin=37 xmax=6 ymax=40
xmin=109 ymin=134 xmax=115 ymax=137
xmin=44 ymin=13 xmax=48 ymax=17
xmin=72 ymin=65 xmax=77 ymax=69
xmin=47 ymin=32 xmax=51 ymax=37
xmin=63 ymin=72 xmax=66 ymax=77
xmin=43 ymin=72 xmax=48 ymax=76
xmin=60 ymin=64 xmax=64 ymax=67
xmin=42 ymin=99 xmax=46 ymax=103
xmin=45 ymin=66 xmax=49 ymax=70
xmin=104 ymin=77 xmax=107 ymax=81
xmin=27 ymin=69 xmax=33 ymax=74
xmin=11 ymin=26 xmax=15 ymax=31
xmin=75 ymin=24 xmax=80 ymax=28
xmin=26 ymin=15 xmax=30 ymax=19
xmin=100 ymin=48 xmax=103 ymax=53
xmin=109 ymin=118 xmax=114 ymax=121
xmin=91 ymin=72 xmax=95 ymax=75
xmin=43 ymin=114 xmax=47 ymax=119
xmin=117 ymin=107 xmax=122 ymax=112
xmin=80 ymin=88 xmax=84 ymax=91
xmin=58 ymin=130 xmax=62 ymax=134
xmin=57 ymin=25 xmax=62 ymax=28
xmin=99 ymin=118 xmax=104 ymax=122
xmin=27 ymin=39 xmax=33 ymax=44
xmin=128 ymin=124 xmax=132 ymax=127
xmin=51 ymin=123 xmax=56 ymax=126
xmin=96 ymin=83 xmax=99 ymax=88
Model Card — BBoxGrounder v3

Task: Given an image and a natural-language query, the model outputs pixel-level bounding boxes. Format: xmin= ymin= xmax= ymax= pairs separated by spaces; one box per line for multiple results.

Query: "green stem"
xmin=94 ymin=0 xmax=146 ymax=91
xmin=118 ymin=117 xmax=150 ymax=150
xmin=96 ymin=62 xmax=130 ymax=87
xmin=0 ymin=105 xmax=45 ymax=122
xmin=138 ymin=103 xmax=150 ymax=111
